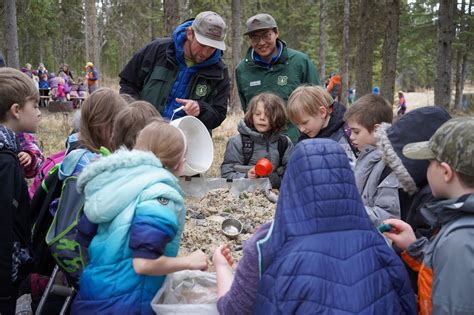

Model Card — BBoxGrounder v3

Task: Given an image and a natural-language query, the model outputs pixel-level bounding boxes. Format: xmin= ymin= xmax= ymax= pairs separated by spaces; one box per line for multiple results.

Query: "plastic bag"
xmin=151 ymin=270 xmax=219 ymax=315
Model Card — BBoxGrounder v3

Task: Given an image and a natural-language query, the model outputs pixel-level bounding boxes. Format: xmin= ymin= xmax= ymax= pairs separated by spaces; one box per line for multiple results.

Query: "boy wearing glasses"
xmin=236 ymin=13 xmax=320 ymax=143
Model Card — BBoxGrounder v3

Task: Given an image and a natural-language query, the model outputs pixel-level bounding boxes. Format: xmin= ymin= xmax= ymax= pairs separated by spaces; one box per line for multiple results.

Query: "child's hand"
xmin=247 ymin=167 xmax=257 ymax=179
xmin=382 ymin=219 xmax=416 ymax=251
xmin=187 ymin=250 xmax=209 ymax=271
xmin=18 ymin=151 xmax=32 ymax=168
xmin=213 ymin=244 xmax=234 ymax=268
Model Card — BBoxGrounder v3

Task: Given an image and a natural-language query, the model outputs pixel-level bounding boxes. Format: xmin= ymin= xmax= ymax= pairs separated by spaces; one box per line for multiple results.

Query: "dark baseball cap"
xmin=244 ymin=13 xmax=278 ymax=35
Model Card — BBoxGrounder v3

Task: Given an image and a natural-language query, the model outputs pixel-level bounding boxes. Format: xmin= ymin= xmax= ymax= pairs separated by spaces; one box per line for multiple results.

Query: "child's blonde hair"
xmin=80 ymin=88 xmax=126 ymax=153
xmin=134 ymin=119 xmax=186 ymax=171
xmin=244 ymin=92 xmax=287 ymax=133
xmin=111 ymin=101 xmax=162 ymax=151
xmin=287 ymin=85 xmax=333 ymax=124
xmin=0 ymin=68 xmax=39 ymax=121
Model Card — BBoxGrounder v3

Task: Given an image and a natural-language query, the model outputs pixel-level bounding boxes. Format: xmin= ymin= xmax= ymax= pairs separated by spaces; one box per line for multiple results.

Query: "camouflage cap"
xmin=403 ymin=117 xmax=474 ymax=176
xmin=244 ymin=13 xmax=278 ymax=35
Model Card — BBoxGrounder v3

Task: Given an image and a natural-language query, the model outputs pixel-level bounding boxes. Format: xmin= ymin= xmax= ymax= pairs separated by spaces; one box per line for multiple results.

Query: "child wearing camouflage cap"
xmin=383 ymin=117 xmax=474 ymax=315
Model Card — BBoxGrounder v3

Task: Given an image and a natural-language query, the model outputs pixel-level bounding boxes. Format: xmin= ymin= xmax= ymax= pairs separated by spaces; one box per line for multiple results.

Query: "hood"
xmin=421 ymin=193 xmax=474 ymax=228
xmin=172 ymin=20 xmax=222 ymax=69
xmin=77 ymin=149 xmax=183 ymax=224
xmin=376 ymin=106 xmax=451 ymax=195
xmin=318 ymin=101 xmax=346 ymax=138
xmin=0 ymin=125 xmax=19 ymax=153
xmin=259 ymin=139 xmax=375 ymax=271
xmin=237 ymin=119 xmax=281 ymax=144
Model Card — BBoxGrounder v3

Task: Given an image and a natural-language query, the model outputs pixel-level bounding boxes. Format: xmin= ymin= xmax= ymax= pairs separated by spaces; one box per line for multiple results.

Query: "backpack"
xmin=30 ymin=149 xmax=88 ymax=288
xmin=241 ymin=134 xmax=289 ymax=167
xmin=45 ymin=175 xmax=85 ymax=288
xmin=29 ymin=150 xmax=66 ymax=200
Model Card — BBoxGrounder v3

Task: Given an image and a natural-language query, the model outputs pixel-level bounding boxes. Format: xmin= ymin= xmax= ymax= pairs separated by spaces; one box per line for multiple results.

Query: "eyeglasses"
xmin=249 ymin=31 xmax=274 ymax=44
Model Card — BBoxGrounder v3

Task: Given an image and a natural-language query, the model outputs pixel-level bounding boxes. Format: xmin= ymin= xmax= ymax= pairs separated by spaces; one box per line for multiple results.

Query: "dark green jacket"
xmin=236 ymin=40 xmax=320 ymax=142
xmin=119 ymin=38 xmax=230 ymax=131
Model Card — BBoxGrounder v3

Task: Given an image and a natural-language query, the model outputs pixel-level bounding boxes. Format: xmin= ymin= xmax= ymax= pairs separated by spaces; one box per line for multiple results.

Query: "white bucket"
xmin=170 ymin=116 xmax=214 ymax=176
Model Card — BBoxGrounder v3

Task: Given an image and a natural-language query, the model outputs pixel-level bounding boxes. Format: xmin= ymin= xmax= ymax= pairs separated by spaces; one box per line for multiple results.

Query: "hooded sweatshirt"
xmin=375 ymin=106 xmax=451 ymax=235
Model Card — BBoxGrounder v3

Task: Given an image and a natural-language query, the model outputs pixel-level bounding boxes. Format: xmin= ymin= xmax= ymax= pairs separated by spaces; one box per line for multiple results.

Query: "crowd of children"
xmin=0 ymin=65 xmax=473 ymax=315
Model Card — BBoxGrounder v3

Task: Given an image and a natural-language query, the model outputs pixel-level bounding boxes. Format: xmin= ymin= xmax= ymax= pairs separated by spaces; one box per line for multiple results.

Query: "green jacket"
xmin=236 ymin=40 xmax=320 ymax=142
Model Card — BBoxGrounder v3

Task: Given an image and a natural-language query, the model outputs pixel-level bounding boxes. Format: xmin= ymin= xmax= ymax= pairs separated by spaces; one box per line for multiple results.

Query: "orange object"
xmin=255 ymin=158 xmax=273 ymax=177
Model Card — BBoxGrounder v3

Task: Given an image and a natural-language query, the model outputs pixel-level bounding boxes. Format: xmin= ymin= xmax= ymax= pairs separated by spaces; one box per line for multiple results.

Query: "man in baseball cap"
xmin=235 ymin=13 xmax=320 ymax=143
xmin=119 ymin=11 xmax=230 ymax=133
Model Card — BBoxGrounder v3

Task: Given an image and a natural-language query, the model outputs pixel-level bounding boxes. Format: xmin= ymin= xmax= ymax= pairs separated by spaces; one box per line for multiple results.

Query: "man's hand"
xmin=383 ymin=219 xmax=417 ymax=251
xmin=176 ymin=98 xmax=200 ymax=117
xmin=18 ymin=152 xmax=32 ymax=168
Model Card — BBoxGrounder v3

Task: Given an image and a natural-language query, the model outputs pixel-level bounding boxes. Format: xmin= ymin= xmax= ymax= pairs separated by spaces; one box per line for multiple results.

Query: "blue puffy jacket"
xmin=253 ymin=139 xmax=417 ymax=314
xmin=71 ymin=149 xmax=185 ymax=315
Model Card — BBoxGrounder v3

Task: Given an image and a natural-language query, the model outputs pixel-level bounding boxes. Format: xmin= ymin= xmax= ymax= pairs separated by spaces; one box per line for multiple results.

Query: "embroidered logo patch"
xmin=277 ymin=76 xmax=288 ymax=86
xmin=157 ymin=197 xmax=169 ymax=205
xmin=195 ymin=84 xmax=208 ymax=97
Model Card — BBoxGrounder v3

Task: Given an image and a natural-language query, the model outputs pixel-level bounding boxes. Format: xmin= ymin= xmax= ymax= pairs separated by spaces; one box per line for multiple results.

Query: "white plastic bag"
xmin=151 ymin=270 xmax=219 ymax=315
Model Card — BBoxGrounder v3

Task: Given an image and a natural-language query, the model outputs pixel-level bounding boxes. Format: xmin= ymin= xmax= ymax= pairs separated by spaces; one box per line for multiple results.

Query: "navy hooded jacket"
xmin=253 ymin=139 xmax=417 ymax=314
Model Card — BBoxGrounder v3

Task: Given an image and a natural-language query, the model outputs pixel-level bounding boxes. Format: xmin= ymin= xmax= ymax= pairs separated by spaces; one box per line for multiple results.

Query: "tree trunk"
xmin=230 ymin=0 xmax=242 ymax=113
xmin=319 ymin=0 xmax=327 ymax=84
xmin=84 ymin=0 xmax=90 ymax=63
xmin=5 ymin=0 xmax=20 ymax=69
xmin=164 ymin=0 xmax=179 ymax=36
xmin=434 ymin=0 xmax=456 ymax=109
xmin=355 ymin=0 xmax=376 ymax=99
xmin=148 ymin=0 xmax=154 ymax=41
xmin=179 ymin=0 xmax=191 ymax=22
xmin=91 ymin=0 xmax=100 ymax=72
xmin=341 ymin=0 xmax=350 ymax=106
xmin=454 ymin=0 xmax=468 ymax=109
xmin=380 ymin=0 xmax=400 ymax=105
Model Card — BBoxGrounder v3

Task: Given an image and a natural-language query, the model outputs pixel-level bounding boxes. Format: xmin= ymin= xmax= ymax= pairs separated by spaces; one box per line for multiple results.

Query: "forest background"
xmin=1 ymin=0 xmax=473 ymax=111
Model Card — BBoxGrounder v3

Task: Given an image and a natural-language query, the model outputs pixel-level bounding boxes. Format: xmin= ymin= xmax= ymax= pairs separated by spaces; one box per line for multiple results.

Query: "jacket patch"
xmin=277 ymin=76 xmax=288 ymax=86
xmin=250 ymin=80 xmax=261 ymax=87
xmin=195 ymin=84 xmax=208 ymax=97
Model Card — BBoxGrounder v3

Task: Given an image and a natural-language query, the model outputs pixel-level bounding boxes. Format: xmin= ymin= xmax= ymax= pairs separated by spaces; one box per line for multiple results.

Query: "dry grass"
xmin=36 ymin=107 xmax=243 ymax=177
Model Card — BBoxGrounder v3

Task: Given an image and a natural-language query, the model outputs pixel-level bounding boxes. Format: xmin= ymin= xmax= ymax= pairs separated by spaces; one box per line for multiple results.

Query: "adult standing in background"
xmin=85 ymin=62 xmax=99 ymax=94
xmin=236 ymin=13 xmax=320 ymax=143
xmin=119 ymin=11 xmax=230 ymax=133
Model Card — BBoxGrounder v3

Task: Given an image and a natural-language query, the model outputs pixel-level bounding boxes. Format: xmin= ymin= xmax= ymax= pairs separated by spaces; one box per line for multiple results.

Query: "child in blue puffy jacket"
xmin=72 ymin=120 xmax=208 ymax=315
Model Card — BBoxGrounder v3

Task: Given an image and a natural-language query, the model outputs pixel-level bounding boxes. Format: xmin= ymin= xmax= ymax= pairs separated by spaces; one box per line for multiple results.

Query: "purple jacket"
xmin=217 ymin=222 xmax=271 ymax=315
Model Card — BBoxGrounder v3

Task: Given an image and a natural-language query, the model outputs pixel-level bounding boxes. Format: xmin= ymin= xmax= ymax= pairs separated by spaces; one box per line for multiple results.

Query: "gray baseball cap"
xmin=403 ymin=117 xmax=474 ymax=176
xmin=244 ymin=13 xmax=278 ymax=35
xmin=191 ymin=11 xmax=226 ymax=51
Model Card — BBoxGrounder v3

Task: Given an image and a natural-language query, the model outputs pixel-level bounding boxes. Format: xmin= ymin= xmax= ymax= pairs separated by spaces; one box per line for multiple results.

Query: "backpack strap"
xmin=241 ymin=134 xmax=254 ymax=165
xmin=377 ymin=165 xmax=393 ymax=186
xmin=342 ymin=122 xmax=359 ymax=157
xmin=277 ymin=135 xmax=289 ymax=167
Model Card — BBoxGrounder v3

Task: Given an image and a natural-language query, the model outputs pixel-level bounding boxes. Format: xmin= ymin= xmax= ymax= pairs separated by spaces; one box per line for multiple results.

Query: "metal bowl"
xmin=221 ymin=218 xmax=243 ymax=239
